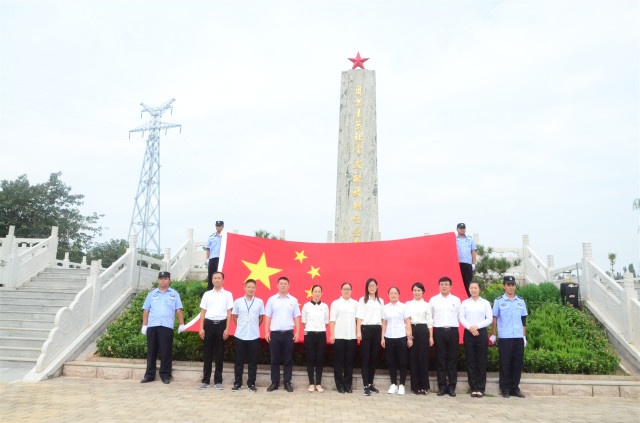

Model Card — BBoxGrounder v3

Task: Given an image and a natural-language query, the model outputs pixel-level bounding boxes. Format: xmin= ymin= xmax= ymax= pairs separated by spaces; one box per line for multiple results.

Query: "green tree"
xmin=254 ymin=229 xmax=279 ymax=239
xmin=0 ymin=173 xmax=103 ymax=260
xmin=608 ymin=253 xmax=616 ymax=278
xmin=629 ymin=263 xmax=636 ymax=278
xmin=474 ymin=244 xmax=522 ymax=287
xmin=86 ymin=239 xmax=129 ymax=268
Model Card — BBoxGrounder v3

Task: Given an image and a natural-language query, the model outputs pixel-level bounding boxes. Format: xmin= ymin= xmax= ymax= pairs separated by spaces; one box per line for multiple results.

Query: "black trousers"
xmin=464 ymin=328 xmax=488 ymax=393
xmin=333 ymin=339 xmax=356 ymax=390
xmin=360 ymin=325 xmax=381 ymax=386
xmin=459 ymin=263 xmax=473 ymax=298
xmin=206 ymin=257 xmax=220 ymax=291
xmin=144 ymin=326 xmax=174 ymax=380
xmin=304 ymin=331 xmax=326 ymax=384
xmin=202 ymin=319 xmax=226 ymax=384
xmin=234 ymin=338 xmax=259 ymax=386
xmin=498 ymin=338 xmax=524 ymax=392
xmin=409 ymin=324 xmax=430 ymax=391
xmin=270 ymin=330 xmax=294 ymax=385
xmin=434 ymin=327 xmax=459 ymax=390
xmin=385 ymin=336 xmax=408 ymax=385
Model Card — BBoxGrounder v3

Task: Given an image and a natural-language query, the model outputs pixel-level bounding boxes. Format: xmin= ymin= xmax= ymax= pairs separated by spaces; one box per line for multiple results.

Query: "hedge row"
xmin=96 ymin=281 xmax=619 ymax=374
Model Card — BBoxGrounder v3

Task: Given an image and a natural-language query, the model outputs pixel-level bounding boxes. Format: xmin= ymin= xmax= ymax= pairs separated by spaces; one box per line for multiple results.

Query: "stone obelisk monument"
xmin=334 ymin=52 xmax=380 ymax=243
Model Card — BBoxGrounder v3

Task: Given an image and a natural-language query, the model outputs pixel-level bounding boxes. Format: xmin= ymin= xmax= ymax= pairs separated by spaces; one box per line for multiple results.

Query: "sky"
xmin=1 ymin=0 xmax=638 ymax=274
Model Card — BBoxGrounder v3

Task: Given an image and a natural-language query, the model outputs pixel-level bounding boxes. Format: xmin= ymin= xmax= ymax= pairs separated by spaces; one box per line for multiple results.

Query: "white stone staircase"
xmin=0 ymin=267 xmax=89 ymax=362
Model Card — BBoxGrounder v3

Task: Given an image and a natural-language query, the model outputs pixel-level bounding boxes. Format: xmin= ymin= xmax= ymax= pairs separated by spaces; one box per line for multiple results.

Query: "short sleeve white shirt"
xmin=382 ymin=301 xmax=410 ymax=339
xmin=330 ymin=297 xmax=358 ymax=340
xmin=200 ymin=288 xmax=234 ymax=320
xmin=355 ymin=296 xmax=384 ymax=325
xmin=301 ymin=301 xmax=329 ymax=332
xmin=406 ymin=298 xmax=433 ymax=327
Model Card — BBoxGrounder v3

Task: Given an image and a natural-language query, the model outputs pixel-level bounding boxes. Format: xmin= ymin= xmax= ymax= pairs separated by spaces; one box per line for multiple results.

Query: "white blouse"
xmin=382 ymin=301 xmax=410 ymax=339
xmin=406 ymin=299 xmax=434 ymax=327
xmin=301 ymin=301 xmax=329 ymax=332
xmin=459 ymin=297 xmax=493 ymax=330
xmin=356 ymin=296 xmax=384 ymax=325
xmin=330 ymin=297 xmax=358 ymax=340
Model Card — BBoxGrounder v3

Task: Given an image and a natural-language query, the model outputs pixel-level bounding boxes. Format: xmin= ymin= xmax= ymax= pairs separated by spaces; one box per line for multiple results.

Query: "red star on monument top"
xmin=348 ymin=52 xmax=369 ymax=69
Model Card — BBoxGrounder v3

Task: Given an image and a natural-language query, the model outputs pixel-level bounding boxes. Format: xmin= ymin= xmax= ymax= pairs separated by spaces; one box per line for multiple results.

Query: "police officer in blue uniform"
xmin=456 ymin=223 xmax=477 ymax=298
xmin=206 ymin=220 xmax=224 ymax=291
xmin=140 ymin=271 xmax=186 ymax=384
xmin=490 ymin=276 xmax=527 ymax=398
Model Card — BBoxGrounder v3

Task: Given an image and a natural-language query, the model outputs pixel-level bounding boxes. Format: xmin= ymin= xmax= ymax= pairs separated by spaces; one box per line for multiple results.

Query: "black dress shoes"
xmin=337 ymin=386 xmax=345 ymax=394
xmin=284 ymin=383 xmax=293 ymax=392
xmin=448 ymin=386 xmax=456 ymax=397
xmin=140 ymin=378 xmax=154 ymax=383
xmin=501 ymin=390 xmax=511 ymax=398
xmin=345 ymin=387 xmax=352 ymax=393
xmin=437 ymin=388 xmax=446 ymax=396
xmin=161 ymin=378 xmax=170 ymax=384
xmin=267 ymin=383 xmax=279 ymax=392
xmin=510 ymin=389 xmax=525 ymax=398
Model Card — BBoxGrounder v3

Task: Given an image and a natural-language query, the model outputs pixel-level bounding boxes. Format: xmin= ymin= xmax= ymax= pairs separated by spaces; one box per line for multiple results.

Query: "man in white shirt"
xmin=198 ymin=272 xmax=234 ymax=390
xmin=264 ymin=277 xmax=301 ymax=392
xmin=429 ymin=276 xmax=461 ymax=397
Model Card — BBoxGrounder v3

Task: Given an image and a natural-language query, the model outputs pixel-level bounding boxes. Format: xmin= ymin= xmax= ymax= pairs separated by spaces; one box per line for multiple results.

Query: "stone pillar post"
xmin=89 ymin=260 xmax=103 ymax=323
xmin=128 ymin=234 xmax=138 ymax=291
xmin=63 ymin=252 xmax=70 ymax=268
xmin=547 ymin=255 xmax=555 ymax=281
xmin=49 ymin=226 xmax=59 ymax=266
xmin=522 ymin=235 xmax=529 ymax=283
xmin=581 ymin=243 xmax=592 ymax=301
xmin=186 ymin=228 xmax=194 ymax=273
xmin=334 ymin=69 xmax=379 ymax=243
xmin=279 ymin=230 xmax=285 ymax=241
xmin=472 ymin=233 xmax=479 ymax=244
xmin=327 ymin=231 xmax=333 ymax=243
xmin=622 ymin=272 xmax=636 ymax=342
xmin=163 ymin=248 xmax=171 ymax=271
xmin=1 ymin=225 xmax=15 ymax=257
xmin=6 ymin=241 xmax=18 ymax=288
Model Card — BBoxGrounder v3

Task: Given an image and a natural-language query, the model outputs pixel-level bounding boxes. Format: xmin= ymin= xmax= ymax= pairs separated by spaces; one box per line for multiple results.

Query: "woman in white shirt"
xmin=381 ymin=286 xmax=412 ymax=395
xmin=356 ymin=278 xmax=384 ymax=396
xmin=301 ymin=284 xmax=330 ymax=392
xmin=329 ymin=282 xmax=358 ymax=394
xmin=406 ymin=282 xmax=434 ymax=395
xmin=458 ymin=281 xmax=493 ymax=398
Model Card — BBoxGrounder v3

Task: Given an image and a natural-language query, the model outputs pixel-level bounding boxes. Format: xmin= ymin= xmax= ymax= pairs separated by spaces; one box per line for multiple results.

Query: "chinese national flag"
xmin=185 ymin=232 xmax=466 ymax=342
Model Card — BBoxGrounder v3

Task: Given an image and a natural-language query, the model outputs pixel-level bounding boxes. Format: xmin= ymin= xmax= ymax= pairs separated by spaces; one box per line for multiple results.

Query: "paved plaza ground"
xmin=1 ymin=377 xmax=639 ymax=423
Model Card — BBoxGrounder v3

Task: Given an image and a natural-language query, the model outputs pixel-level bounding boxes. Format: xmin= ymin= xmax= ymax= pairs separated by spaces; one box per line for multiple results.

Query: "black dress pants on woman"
xmin=304 ymin=331 xmax=326 ymax=385
xmin=360 ymin=325 xmax=382 ymax=387
xmin=385 ymin=336 xmax=408 ymax=385
xmin=333 ymin=339 xmax=356 ymax=391
xmin=463 ymin=328 xmax=488 ymax=393
xmin=409 ymin=324 xmax=430 ymax=392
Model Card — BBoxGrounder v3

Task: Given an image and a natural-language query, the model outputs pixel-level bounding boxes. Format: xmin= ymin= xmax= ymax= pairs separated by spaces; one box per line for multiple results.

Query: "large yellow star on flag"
xmin=307 ymin=265 xmax=321 ymax=279
xmin=304 ymin=287 xmax=314 ymax=298
xmin=294 ymin=250 xmax=308 ymax=264
xmin=242 ymin=253 xmax=282 ymax=290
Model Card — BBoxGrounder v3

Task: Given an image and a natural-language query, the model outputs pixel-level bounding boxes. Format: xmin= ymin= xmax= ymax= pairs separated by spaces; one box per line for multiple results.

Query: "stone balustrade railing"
xmin=0 ymin=226 xmax=58 ymax=288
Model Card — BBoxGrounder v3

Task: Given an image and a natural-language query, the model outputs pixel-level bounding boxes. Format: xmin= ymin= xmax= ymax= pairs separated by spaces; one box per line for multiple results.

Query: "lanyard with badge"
xmin=244 ymin=297 xmax=255 ymax=322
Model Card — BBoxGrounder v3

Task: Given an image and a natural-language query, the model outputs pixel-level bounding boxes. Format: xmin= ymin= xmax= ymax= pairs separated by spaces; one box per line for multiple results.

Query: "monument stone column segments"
xmin=334 ymin=52 xmax=380 ymax=243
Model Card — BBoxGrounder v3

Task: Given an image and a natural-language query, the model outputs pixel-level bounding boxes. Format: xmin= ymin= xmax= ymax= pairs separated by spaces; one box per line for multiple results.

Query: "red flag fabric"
xmin=185 ymin=232 xmax=466 ymax=342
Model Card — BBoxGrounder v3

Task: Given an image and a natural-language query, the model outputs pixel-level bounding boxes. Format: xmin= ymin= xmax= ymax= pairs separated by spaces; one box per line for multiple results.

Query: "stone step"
xmin=29 ymin=276 xmax=88 ymax=283
xmin=0 ymin=346 xmax=41 ymax=359
xmin=0 ymin=336 xmax=47 ymax=348
xmin=20 ymin=282 xmax=85 ymax=291
xmin=62 ymin=360 xmax=640 ymax=398
xmin=0 ymin=319 xmax=54 ymax=329
xmin=0 ymin=355 xmax=37 ymax=363
xmin=0 ymin=297 xmax=71 ymax=306
xmin=0 ymin=290 xmax=77 ymax=301
xmin=0 ymin=327 xmax=51 ymax=337
xmin=0 ymin=311 xmax=57 ymax=322
xmin=42 ymin=268 xmax=90 ymax=275
xmin=0 ymin=303 xmax=64 ymax=313
xmin=18 ymin=287 xmax=83 ymax=295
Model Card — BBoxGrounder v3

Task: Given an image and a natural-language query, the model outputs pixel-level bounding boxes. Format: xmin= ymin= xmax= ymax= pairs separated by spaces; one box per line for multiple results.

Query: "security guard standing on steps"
xmin=140 ymin=271 xmax=185 ymax=384
xmin=205 ymin=220 xmax=224 ymax=291
xmin=491 ymin=276 xmax=528 ymax=398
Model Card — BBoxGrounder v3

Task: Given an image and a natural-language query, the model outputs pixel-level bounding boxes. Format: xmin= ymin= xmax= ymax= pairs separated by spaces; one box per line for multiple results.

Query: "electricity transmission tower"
xmin=128 ymin=99 xmax=181 ymax=254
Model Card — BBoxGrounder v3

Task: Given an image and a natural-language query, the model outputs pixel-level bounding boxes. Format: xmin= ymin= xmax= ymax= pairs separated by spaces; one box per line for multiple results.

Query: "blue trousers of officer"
xmin=498 ymin=337 xmax=524 ymax=392
xmin=270 ymin=330 xmax=294 ymax=385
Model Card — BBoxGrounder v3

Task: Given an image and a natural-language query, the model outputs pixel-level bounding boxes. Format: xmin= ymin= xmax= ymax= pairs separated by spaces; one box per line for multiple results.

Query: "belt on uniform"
xmin=305 ymin=331 xmax=326 ymax=334
xmin=435 ymin=327 xmax=458 ymax=331
xmin=411 ymin=323 xmax=428 ymax=327
xmin=272 ymin=330 xmax=293 ymax=335
xmin=207 ymin=319 xmax=226 ymax=324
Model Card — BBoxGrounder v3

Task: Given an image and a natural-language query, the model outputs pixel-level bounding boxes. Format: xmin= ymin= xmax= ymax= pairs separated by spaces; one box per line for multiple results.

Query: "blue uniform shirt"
xmin=206 ymin=233 xmax=223 ymax=258
xmin=456 ymin=234 xmax=477 ymax=264
xmin=142 ymin=287 xmax=183 ymax=329
xmin=492 ymin=294 xmax=527 ymax=339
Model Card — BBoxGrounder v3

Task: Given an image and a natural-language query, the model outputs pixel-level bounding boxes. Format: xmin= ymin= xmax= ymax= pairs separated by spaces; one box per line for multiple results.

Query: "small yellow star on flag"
xmin=307 ymin=265 xmax=321 ymax=279
xmin=304 ymin=287 xmax=314 ymax=298
xmin=294 ymin=250 xmax=308 ymax=264
xmin=241 ymin=253 xmax=282 ymax=290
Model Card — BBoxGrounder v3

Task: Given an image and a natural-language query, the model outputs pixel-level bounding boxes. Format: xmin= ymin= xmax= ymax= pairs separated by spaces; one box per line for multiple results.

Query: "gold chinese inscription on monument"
xmin=352 ymin=85 xmax=363 ymax=242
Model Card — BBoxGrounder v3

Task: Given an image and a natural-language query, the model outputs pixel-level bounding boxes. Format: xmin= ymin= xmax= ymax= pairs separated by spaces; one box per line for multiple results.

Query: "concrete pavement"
xmin=1 ymin=377 xmax=639 ymax=422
